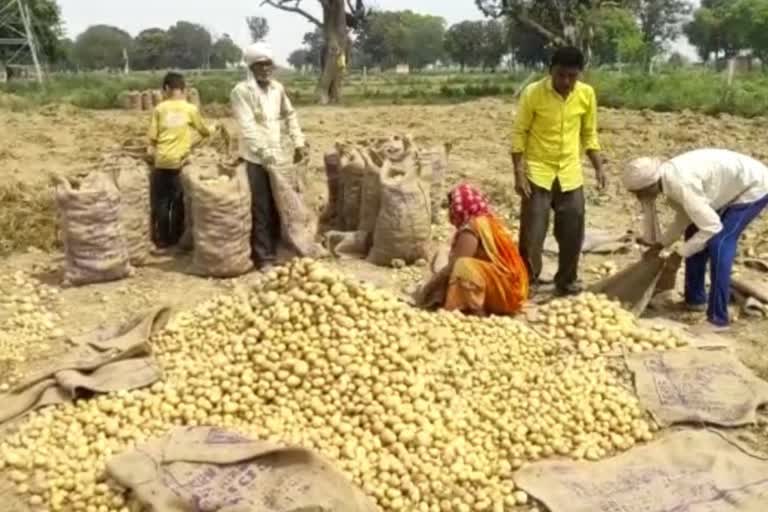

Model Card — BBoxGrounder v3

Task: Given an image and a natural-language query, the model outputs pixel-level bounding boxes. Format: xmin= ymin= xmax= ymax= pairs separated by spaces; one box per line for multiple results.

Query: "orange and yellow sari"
xmin=443 ymin=185 xmax=529 ymax=314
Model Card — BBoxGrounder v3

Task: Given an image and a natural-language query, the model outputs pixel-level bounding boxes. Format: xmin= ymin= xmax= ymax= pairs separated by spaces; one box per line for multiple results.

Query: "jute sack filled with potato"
xmin=54 ymin=172 xmax=133 ymax=286
xmin=337 ymin=143 xmax=367 ymax=231
xmin=367 ymin=141 xmax=432 ymax=266
xmin=188 ymin=163 xmax=253 ymax=278
xmin=106 ymin=155 xmax=152 ymax=265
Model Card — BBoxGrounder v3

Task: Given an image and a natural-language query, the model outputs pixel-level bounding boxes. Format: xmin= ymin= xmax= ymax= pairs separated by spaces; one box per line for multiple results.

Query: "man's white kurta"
xmin=231 ymin=79 xmax=305 ymax=166
xmin=659 ymin=149 xmax=768 ymax=257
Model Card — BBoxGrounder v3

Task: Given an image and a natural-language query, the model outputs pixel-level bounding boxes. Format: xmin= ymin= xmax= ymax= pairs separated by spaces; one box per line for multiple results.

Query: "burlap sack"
xmin=627 ymin=348 xmax=768 ymax=427
xmin=187 ymin=87 xmax=201 ymax=108
xmin=338 ymin=144 xmax=367 ymax=231
xmin=128 ymin=91 xmax=142 ymax=111
xmin=589 ymin=254 xmax=680 ymax=315
xmin=179 ymin=157 xmax=220 ymax=252
xmin=516 ymin=430 xmax=768 ymax=512
xmin=417 ymin=144 xmax=450 ymax=224
xmin=0 ymin=307 xmax=168 ymax=425
xmin=151 ymin=89 xmax=163 ymax=107
xmin=141 ymin=90 xmax=152 ymax=111
xmin=545 ymin=229 xmax=634 ymax=255
xmin=367 ymin=155 xmax=431 ymax=266
xmin=320 ymin=149 xmax=343 ymax=229
xmin=326 ymin=230 xmax=369 ymax=258
xmin=268 ymin=160 xmax=327 ymax=258
xmin=189 ymin=164 xmax=253 ymax=278
xmin=55 ymin=172 xmax=133 ymax=286
xmin=357 ymin=149 xmax=387 ymax=237
xmin=107 ymin=155 xmax=152 ymax=265
xmin=106 ymin=427 xmax=379 ymax=512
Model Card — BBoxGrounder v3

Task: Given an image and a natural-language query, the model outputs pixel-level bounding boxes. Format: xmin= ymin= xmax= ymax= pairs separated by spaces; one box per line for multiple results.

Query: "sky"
xmin=55 ymin=0 xmax=696 ymax=66
xmin=56 ymin=0 xmax=485 ymax=66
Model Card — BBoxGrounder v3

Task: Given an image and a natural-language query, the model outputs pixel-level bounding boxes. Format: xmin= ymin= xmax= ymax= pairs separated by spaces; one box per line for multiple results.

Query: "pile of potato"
xmin=0 ymin=260 xmax=683 ymax=511
xmin=530 ymin=293 xmax=687 ymax=357
xmin=0 ymin=271 xmax=62 ymax=391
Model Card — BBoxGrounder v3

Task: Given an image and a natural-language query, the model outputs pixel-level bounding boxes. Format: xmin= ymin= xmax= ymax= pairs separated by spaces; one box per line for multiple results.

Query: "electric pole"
xmin=0 ymin=0 xmax=44 ymax=83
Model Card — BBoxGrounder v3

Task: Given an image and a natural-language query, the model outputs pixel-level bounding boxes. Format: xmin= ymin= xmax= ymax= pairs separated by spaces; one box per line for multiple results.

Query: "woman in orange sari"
xmin=416 ymin=184 xmax=529 ymax=315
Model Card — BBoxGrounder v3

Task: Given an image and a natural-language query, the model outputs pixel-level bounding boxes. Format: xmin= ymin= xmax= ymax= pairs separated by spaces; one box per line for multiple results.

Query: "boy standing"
xmin=147 ymin=72 xmax=211 ymax=249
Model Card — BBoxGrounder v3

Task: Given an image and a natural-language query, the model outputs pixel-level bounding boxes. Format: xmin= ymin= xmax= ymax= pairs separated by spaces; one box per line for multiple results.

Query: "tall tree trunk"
xmin=317 ymin=0 xmax=347 ymax=105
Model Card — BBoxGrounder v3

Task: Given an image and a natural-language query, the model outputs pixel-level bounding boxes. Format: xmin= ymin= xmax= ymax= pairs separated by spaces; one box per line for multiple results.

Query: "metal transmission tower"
xmin=0 ymin=0 xmax=44 ymax=83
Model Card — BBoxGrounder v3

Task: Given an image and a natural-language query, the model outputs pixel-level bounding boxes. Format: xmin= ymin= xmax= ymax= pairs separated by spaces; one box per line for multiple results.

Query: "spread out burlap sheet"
xmin=627 ymin=347 xmax=768 ymax=427
xmin=106 ymin=426 xmax=378 ymax=512
xmin=516 ymin=430 xmax=768 ymax=512
xmin=0 ymin=307 xmax=169 ymax=425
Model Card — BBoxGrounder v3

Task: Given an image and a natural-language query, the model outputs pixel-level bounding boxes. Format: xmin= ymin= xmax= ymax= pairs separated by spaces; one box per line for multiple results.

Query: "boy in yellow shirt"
xmin=147 ymin=72 xmax=211 ymax=248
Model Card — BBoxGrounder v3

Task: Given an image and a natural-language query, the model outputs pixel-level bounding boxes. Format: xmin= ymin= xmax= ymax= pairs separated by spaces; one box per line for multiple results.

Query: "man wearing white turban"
xmin=622 ymin=148 xmax=768 ymax=328
xmin=231 ymin=42 xmax=308 ymax=269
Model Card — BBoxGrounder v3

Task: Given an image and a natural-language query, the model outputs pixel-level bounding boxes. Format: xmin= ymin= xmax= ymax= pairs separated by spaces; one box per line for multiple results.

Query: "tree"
xmin=506 ymin=18 xmax=549 ymax=67
xmin=211 ymin=35 xmax=243 ymax=68
xmin=356 ymin=10 xmax=445 ymax=69
xmin=132 ymin=28 xmax=170 ymax=70
xmin=51 ymin=37 xmax=75 ymax=71
xmin=246 ymin=16 xmax=270 ymax=42
xmin=0 ymin=0 xmax=63 ymax=75
xmin=302 ymin=28 xmax=324 ymax=69
xmin=166 ymin=21 xmax=212 ymax=69
xmin=288 ymin=48 xmax=311 ymax=69
xmin=262 ymin=0 xmax=370 ymax=104
xmin=479 ymin=20 xmax=506 ymax=70
xmin=685 ymin=0 xmax=758 ymax=63
xmin=592 ymin=7 xmax=643 ymax=64
xmin=444 ymin=21 xmax=484 ymax=70
xmin=634 ymin=0 xmax=691 ymax=67
xmin=73 ymin=25 xmax=132 ymax=70
xmin=476 ymin=0 xmax=628 ymax=61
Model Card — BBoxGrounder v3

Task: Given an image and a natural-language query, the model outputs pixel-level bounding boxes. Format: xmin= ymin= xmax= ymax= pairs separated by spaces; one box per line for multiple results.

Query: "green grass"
xmin=3 ymin=67 xmax=768 ymax=117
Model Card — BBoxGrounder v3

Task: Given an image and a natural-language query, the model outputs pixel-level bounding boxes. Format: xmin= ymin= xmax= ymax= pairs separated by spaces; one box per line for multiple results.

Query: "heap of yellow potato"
xmin=1 ymin=259 xmax=680 ymax=512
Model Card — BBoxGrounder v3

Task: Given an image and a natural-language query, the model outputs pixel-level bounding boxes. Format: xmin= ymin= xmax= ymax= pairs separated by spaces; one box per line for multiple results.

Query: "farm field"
xmin=2 ymin=95 xmax=768 ymax=511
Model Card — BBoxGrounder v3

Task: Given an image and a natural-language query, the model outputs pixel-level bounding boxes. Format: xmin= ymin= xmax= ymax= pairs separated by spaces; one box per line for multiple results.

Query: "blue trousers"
xmin=684 ymin=194 xmax=768 ymax=326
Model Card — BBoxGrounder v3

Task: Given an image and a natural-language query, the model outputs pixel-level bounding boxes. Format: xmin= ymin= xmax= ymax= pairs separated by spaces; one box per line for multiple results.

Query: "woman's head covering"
xmin=622 ymin=157 xmax=663 ymax=192
xmin=244 ymin=42 xmax=274 ymax=66
xmin=449 ymin=184 xmax=491 ymax=228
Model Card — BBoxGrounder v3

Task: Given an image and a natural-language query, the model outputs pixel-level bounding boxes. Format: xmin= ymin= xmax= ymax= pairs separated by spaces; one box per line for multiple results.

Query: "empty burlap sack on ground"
xmin=545 ymin=229 xmax=635 ymax=255
xmin=189 ymin=164 xmax=253 ymax=277
xmin=106 ymin=155 xmax=152 ymax=265
xmin=54 ymin=172 xmax=133 ymax=286
xmin=368 ymin=141 xmax=431 ymax=266
xmin=0 ymin=308 xmax=168 ymax=426
xmin=516 ymin=429 xmax=768 ymax=512
xmin=107 ymin=426 xmax=378 ymax=512
xmin=628 ymin=348 xmax=768 ymax=427
xmin=337 ymin=143 xmax=367 ymax=231
xmin=269 ymin=159 xmax=327 ymax=258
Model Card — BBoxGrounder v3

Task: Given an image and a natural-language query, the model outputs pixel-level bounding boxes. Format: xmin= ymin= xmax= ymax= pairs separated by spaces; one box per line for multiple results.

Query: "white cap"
xmin=622 ymin=157 xmax=663 ymax=192
xmin=244 ymin=42 xmax=274 ymax=65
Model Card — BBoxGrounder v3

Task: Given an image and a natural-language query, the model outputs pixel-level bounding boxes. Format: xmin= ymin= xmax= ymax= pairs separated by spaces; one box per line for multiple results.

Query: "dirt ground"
xmin=1 ymin=98 xmax=768 ymax=511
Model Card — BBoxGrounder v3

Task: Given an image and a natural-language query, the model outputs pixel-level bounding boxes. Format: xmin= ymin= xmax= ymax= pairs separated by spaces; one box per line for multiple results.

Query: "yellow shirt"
xmin=511 ymin=78 xmax=601 ymax=192
xmin=148 ymin=99 xmax=211 ymax=170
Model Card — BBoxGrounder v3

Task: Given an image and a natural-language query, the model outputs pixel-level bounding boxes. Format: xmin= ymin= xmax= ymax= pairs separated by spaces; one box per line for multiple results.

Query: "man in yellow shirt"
xmin=147 ymin=72 xmax=211 ymax=249
xmin=511 ymin=47 xmax=605 ymax=296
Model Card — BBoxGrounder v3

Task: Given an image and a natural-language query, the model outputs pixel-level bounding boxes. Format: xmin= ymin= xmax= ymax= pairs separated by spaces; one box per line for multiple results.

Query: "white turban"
xmin=622 ymin=157 xmax=663 ymax=192
xmin=244 ymin=42 xmax=274 ymax=65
